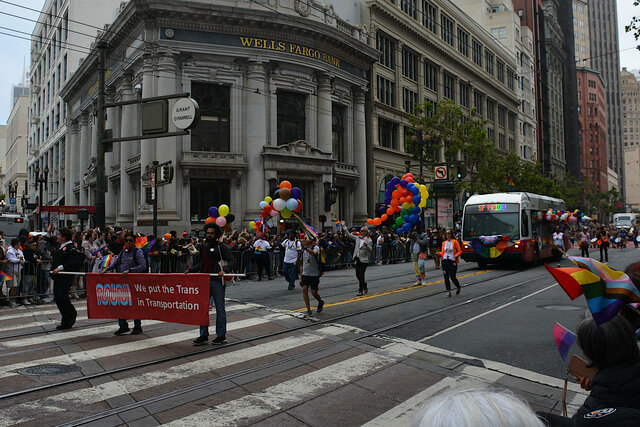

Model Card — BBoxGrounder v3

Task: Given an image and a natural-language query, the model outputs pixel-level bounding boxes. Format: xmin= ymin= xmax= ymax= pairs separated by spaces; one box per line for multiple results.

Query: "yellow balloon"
xmin=264 ymin=196 xmax=273 ymax=203
xmin=423 ymin=191 xmax=429 ymax=199
xmin=419 ymin=184 xmax=427 ymax=192
xmin=402 ymin=202 xmax=410 ymax=209
xmin=249 ymin=221 xmax=256 ymax=228
xmin=281 ymin=208 xmax=292 ymax=219
xmin=219 ymin=204 xmax=230 ymax=217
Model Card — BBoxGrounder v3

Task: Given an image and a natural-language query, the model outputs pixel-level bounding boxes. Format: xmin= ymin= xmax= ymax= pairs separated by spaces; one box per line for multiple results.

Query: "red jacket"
xmin=439 ymin=239 xmax=462 ymax=264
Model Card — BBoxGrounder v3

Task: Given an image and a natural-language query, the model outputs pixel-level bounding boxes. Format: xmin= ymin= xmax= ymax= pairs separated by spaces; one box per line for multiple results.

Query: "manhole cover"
xmin=539 ymin=305 xmax=583 ymax=311
xmin=18 ymin=364 xmax=79 ymax=376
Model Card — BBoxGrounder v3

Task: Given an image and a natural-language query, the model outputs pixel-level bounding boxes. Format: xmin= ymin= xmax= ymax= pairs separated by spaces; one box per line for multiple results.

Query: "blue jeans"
xmin=282 ymin=262 xmax=297 ymax=288
xmin=199 ymin=277 xmax=226 ymax=338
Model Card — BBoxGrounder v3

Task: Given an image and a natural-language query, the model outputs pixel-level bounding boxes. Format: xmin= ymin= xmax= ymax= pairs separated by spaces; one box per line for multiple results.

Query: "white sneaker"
xmin=23 ymin=299 xmax=31 ymax=305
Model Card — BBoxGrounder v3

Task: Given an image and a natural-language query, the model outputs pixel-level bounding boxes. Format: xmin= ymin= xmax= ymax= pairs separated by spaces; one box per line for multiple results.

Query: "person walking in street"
xmin=101 ymin=232 xmax=148 ymax=335
xmin=597 ymin=226 xmax=609 ymax=263
xmin=299 ymin=235 xmax=323 ymax=317
xmin=410 ymin=232 xmax=428 ymax=286
xmin=439 ymin=229 xmax=462 ymax=297
xmin=340 ymin=221 xmax=372 ymax=296
xmin=187 ymin=223 xmax=234 ymax=346
xmin=50 ymin=228 xmax=79 ymax=330
xmin=253 ymin=234 xmax=272 ymax=280
xmin=578 ymin=228 xmax=590 ymax=258
xmin=5 ymin=238 xmax=24 ymax=307
xmin=282 ymin=231 xmax=301 ymax=290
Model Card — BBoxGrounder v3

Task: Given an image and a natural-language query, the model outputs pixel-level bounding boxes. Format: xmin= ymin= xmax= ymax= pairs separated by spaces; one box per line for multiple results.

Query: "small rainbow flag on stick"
xmin=135 ymin=236 xmax=149 ymax=250
xmin=91 ymin=244 xmax=108 ymax=256
xmin=552 ymin=322 xmax=577 ymax=361
xmin=0 ymin=272 xmax=13 ymax=282
xmin=101 ymin=254 xmax=113 ymax=269
xmin=292 ymin=212 xmax=318 ymax=239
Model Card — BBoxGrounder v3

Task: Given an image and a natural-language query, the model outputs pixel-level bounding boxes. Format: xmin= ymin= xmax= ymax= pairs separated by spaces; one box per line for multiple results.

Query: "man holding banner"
xmin=102 ymin=232 xmax=148 ymax=335
xmin=187 ymin=223 xmax=235 ymax=345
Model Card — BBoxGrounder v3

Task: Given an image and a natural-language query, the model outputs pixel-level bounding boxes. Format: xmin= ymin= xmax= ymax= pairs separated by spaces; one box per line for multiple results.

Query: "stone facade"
xmin=5 ymin=96 xmax=30 ymax=212
xmin=60 ymin=0 xmax=378 ymax=233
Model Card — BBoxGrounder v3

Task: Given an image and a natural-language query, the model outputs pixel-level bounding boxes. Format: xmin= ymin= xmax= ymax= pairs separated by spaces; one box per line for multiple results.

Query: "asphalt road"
xmin=227 ymin=246 xmax=640 ymax=380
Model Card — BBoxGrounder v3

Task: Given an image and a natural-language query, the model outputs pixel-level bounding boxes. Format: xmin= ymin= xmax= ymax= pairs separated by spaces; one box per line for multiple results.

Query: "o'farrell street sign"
xmin=171 ymin=97 xmax=200 ymax=130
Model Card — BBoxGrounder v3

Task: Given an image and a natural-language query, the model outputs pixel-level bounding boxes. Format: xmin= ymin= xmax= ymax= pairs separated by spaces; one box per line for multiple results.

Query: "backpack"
xmin=70 ymin=247 xmax=87 ymax=272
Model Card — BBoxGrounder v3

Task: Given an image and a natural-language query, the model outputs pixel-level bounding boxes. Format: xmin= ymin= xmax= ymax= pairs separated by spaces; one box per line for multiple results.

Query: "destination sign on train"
xmin=466 ymin=203 xmax=518 ymax=214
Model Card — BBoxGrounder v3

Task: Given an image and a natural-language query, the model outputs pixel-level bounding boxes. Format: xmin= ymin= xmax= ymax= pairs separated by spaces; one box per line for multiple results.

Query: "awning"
xmin=50 ymin=195 xmax=64 ymax=206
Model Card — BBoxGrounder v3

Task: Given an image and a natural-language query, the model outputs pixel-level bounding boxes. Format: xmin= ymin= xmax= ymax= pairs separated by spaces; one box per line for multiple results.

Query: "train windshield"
xmin=463 ymin=203 xmax=520 ymax=240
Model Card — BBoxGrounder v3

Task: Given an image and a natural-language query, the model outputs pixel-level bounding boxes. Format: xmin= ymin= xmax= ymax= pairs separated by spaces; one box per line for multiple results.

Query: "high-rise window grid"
xmin=401 ymin=0 xmax=417 ymax=19
xmin=459 ymin=82 xmax=470 ymax=108
xmin=485 ymin=50 xmax=494 ymax=75
xmin=377 ymin=75 xmax=396 ymax=107
xmin=402 ymin=48 xmax=418 ymax=81
xmin=458 ymin=28 xmax=469 ymax=57
xmin=376 ymin=32 xmax=395 ymax=69
xmin=423 ymin=1 xmax=437 ymax=33
xmin=424 ymin=60 xmax=438 ymax=92
xmin=441 ymin=14 xmax=454 ymax=46
xmin=403 ymin=88 xmax=418 ymax=114
xmin=472 ymin=39 xmax=482 ymax=67
xmin=443 ymin=72 xmax=456 ymax=100
xmin=497 ymin=60 xmax=505 ymax=83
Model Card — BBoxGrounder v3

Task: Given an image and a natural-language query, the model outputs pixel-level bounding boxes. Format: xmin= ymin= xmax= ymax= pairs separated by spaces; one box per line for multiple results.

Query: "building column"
xmin=140 ymin=54 xmax=154 ymax=208
xmin=118 ymin=74 xmax=134 ymax=228
xmin=155 ymin=49 xmax=181 ymax=227
xmin=105 ymin=89 xmax=117 ymax=225
xmin=79 ymin=113 xmax=89 ymax=206
xmin=317 ymin=73 xmax=333 ymax=154
xmin=245 ymin=59 xmax=267 ymax=222
xmin=66 ymin=120 xmax=79 ymax=204
xmin=353 ymin=90 xmax=368 ymax=224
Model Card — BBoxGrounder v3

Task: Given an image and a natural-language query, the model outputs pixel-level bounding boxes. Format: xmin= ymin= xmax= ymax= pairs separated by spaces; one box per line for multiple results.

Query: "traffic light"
xmin=455 ymin=164 xmax=467 ymax=180
xmin=159 ymin=165 xmax=174 ymax=184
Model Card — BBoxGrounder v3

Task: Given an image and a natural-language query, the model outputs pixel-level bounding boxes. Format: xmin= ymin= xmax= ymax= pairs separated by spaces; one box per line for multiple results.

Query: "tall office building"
xmin=572 ymin=0 xmax=589 ymax=67
xmin=587 ymin=0 xmax=623 ymax=194
xmin=621 ymin=68 xmax=640 ymax=210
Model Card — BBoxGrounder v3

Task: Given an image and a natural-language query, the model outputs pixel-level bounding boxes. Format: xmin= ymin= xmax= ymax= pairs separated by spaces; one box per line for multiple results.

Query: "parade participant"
xmin=253 ymin=234 xmax=272 ymax=280
xmin=187 ymin=223 xmax=234 ymax=346
xmin=340 ymin=221 xmax=372 ymax=296
xmin=439 ymin=229 xmax=462 ymax=297
xmin=50 ymin=228 xmax=78 ymax=330
xmin=102 ymin=232 xmax=147 ymax=335
xmin=6 ymin=238 xmax=24 ymax=307
xmin=597 ymin=227 xmax=609 ymax=263
xmin=410 ymin=233 xmax=428 ymax=286
xmin=578 ymin=228 xmax=590 ymax=258
xmin=430 ymin=230 xmax=443 ymax=269
xmin=282 ymin=230 xmax=301 ymax=290
xmin=299 ymin=235 xmax=323 ymax=317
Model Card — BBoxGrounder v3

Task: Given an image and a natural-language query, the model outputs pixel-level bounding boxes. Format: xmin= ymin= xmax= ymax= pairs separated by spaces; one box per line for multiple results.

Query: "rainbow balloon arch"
xmin=371 ymin=172 xmax=429 ymax=235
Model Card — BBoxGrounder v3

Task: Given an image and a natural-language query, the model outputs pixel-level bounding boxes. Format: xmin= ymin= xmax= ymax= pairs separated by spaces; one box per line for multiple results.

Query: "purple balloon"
xmin=399 ymin=179 xmax=408 ymax=188
xmin=379 ymin=206 xmax=387 ymax=214
xmin=391 ymin=177 xmax=400 ymax=186
xmin=291 ymin=187 xmax=302 ymax=199
xmin=208 ymin=206 xmax=219 ymax=217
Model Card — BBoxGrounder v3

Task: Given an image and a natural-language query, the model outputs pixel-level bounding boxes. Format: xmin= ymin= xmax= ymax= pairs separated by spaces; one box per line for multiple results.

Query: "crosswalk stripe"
xmin=0 ymin=317 xmax=272 ymax=379
xmin=0 ymin=325 xmax=351 ymax=427
xmin=164 ymin=344 xmax=414 ymax=426
xmin=0 ymin=303 xmax=254 ymax=348
xmin=0 ymin=307 xmax=82 ymax=321
xmin=363 ymin=376 xmax=487 ymax=426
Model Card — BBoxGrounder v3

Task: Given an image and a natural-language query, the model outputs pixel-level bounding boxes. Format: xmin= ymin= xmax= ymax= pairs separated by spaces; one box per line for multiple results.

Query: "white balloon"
xmin=259 ymin=201 xmax=268 ymax=209
xmin=273 ymin=198 xmax=286 ymax=211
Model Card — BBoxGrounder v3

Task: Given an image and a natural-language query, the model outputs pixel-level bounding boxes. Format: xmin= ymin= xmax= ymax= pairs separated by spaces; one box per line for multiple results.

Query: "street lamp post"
xmin=34 ymin=165 xmax=49 ymax=230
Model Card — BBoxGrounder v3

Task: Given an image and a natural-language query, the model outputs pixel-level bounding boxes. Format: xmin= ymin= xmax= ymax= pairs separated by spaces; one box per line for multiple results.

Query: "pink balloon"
xmin=215 ymin=216 xmax=227 ymax=227
xmin=269 ymin=209 xmax=279 ymax=217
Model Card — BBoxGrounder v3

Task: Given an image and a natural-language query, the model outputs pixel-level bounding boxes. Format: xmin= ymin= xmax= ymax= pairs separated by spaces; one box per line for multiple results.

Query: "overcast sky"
xmin=0 ymin=0 xmax=639 ymax=125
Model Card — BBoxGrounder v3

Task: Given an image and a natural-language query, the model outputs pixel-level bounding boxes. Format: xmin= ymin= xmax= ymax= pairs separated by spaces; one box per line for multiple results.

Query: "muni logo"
xmin=96 ymin=283 xmax=133 ymax=306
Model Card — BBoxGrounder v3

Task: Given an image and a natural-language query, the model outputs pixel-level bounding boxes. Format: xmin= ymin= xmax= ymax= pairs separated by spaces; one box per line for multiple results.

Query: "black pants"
xmin=580 ymin=245 xmax=589 ymax=258
xmin=600 ymin=245 xmax=608 ymax=262
xmin=442 ymin=259 xmax=460 ymax=291
xmin=256 ymin=253 xmax=271 ymax=279
xmin=53 ymin=278 xmax=77 ymax=327
xmin=355 ymin=258 xmax=368 ymax=292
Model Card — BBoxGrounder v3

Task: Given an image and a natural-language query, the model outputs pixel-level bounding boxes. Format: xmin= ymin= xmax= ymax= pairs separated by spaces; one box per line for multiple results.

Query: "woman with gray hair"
xmin=413 ymin=387 xmax=545 ymax=427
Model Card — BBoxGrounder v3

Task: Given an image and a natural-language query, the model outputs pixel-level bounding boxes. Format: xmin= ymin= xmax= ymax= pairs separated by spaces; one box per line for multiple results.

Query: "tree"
xmin=626 ymin=1 xmax=640 ymax=49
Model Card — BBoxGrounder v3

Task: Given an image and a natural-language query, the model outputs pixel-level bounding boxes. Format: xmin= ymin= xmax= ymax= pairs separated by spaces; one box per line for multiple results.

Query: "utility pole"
xmin=152 ymin=161 xmax=159 ymax=239
xmin=95 ymin=41 xmax=107 ymax=231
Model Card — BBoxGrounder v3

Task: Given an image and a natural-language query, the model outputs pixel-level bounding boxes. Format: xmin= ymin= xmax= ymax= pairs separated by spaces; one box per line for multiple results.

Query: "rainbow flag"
xmin=101 ymin=254 xmax=113 ymax=269
xmin=135 ymin=236 xmax=150 ymax=250
xmin=293 ymin=212 xmax=318 ymax=239
xmin=553 ymin=322 xmax=576 ymax=361
xmin=91 ymin=244 xmax=108 ymax=256
xmin=546 ymin=257 xmax=640 ymax=325
xmin=0 ymin=272 xmax=13 ymax=282
xmin=470 ymin=235 xmax=509 ymax=259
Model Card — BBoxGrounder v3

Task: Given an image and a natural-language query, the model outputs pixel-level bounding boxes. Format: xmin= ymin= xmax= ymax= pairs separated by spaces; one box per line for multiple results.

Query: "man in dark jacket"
xmin=186 ymin=223 xmax=234 ymax=345
xmin=102 ymin=232 xmax=148 ymax=335
xmin=50 ymin=228 xmax=78 ymax=330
